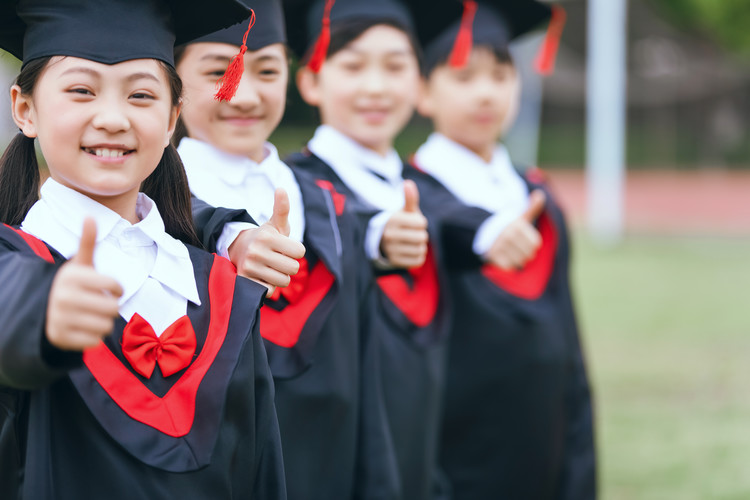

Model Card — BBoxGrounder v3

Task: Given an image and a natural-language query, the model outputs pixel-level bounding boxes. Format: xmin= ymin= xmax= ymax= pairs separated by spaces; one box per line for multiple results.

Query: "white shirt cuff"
xmin=472 ymin=211 xmax=523 ymax=257
xmin=365 ymin=210 xmax=398 ymax=268
xmin=216 ymin=221 xmax=258 ymax=258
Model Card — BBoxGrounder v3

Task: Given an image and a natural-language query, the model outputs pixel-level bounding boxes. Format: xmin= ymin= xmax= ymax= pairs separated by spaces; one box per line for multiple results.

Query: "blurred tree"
xmin=649 ymin=0 xmax=750 ymax=55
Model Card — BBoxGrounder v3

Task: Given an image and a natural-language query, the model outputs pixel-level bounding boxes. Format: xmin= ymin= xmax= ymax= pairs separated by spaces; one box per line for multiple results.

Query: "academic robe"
xmin=286 ymin=150 xmax=451 ymax=500
xmin=0 ymin=224 xmax=286 ymax=500
xmin=410 ymin=163 xmax=597 ymax=500
xmin=192 ymin=168 xmax=400 ymax=500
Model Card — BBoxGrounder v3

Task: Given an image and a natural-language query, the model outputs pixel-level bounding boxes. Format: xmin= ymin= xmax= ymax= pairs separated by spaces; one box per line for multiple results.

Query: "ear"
xmin=10 ymin=85 xmax=38 ymax=138
xmin=296 ymin=66 xmax=321 ymax=107
xmin=415 ymin=77 xmax=434 ymax=119
xmin=165 ymin=100 xmax=182 ymax=147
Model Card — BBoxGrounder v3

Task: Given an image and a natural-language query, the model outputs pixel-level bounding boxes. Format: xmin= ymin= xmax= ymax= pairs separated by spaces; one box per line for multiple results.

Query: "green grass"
xmin=571 ymin=234 xmax=750 ymax=499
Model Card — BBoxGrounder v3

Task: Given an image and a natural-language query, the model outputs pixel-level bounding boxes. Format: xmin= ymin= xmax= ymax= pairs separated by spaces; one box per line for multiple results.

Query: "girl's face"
xmin=418 ymin=47 xmax=520 ymax=162
xmin=11 ymin=56 xmax=178 ymax=215
xmin=177 ymin=42 xmax=288 ymax=162
xmin=297 ymin=24 xmax=421 ymax=156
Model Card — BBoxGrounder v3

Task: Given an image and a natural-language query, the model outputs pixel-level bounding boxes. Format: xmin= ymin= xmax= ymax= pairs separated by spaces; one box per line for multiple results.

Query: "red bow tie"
xmin=268 ymin=257 xmax=309 ymax=304
xmin=121 ymin=314 xmax=197 ymax=378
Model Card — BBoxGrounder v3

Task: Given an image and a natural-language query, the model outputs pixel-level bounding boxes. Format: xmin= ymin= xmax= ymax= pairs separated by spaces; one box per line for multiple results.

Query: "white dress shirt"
xmin=22 ymin=179 xmax=201 ymax=337
xmin=413 ymin=133 xmax=530 ymax=256
xmin=178 ymin=138 xmax=305 ymax=244
xmin=307 ymin=125 xmax=405 ymax=262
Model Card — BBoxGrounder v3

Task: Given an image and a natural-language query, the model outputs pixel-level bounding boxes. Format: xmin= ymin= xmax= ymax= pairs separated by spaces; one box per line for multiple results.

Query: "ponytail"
xmin=141 ymin=144 xmax=202 ymax=248
xmin=0 ymin=133 xmax=40 ymax=225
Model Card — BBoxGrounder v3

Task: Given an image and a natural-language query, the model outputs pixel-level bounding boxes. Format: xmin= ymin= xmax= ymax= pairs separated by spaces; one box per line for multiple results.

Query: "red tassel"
xmin=534 ymin=5 xmax=566 ymax=76
xmin=307 ymin=0 xmax=336 ymax=73
xmin=449 ymin=0 xmax=478 ymax=68
xmin=214 ymin=10 xmax=256 ymax=102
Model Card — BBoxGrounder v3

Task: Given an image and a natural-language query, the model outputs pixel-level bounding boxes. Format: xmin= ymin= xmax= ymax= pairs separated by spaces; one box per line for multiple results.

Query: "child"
xmin=0 ymin=1 xmax=285 ymax=498
xmin=173 ymin=1 xmax=397 ymax=498
xmin=284 ymin=1 xmax=451 ymax=498
xmin=412 ymin=1 xmax=596 ymax=498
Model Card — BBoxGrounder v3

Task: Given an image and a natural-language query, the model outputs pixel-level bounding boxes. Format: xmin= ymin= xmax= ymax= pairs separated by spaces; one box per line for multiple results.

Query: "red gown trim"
xmin=260 ymin=258 xmax=336 ymax=348
xmin=82 ymin=255 xmax=236 ymax=437
xmin=377 ymin=245 xmax=440 ymax=328
xmin=480 ymin=212 xmax=558 ymax=300
xmin=5 ymin=225 xmax=54 ymax=263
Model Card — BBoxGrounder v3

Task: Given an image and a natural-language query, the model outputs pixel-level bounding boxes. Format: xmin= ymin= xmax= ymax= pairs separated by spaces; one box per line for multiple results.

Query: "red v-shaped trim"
xmin=260 ymin=259 xmax=335 ymax=348
xmin=5 ymin=225 xmax=54 ymax=263
xmin=377 ymin=245 xmax=440 ymax=328
xmin=481 ymin=212 xmax=558 ymax=300
xmin=82 ymin=256 xmax=236 ymax=437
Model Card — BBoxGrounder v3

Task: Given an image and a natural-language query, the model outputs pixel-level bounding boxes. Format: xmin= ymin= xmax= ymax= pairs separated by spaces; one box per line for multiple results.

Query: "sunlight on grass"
xmin=571 ymin=234 xmax=750 ymax=499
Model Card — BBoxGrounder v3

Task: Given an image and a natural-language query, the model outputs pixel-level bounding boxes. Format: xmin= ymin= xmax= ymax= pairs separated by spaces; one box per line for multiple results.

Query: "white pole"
xmin=586 ymin=0 xmax=627 ymax=244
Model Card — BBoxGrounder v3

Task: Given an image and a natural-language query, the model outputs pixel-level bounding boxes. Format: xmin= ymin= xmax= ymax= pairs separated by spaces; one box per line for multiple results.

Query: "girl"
xmin=284 ymin=1 xmax=451 ymax=498
xmin=0 ymin=1 xmax=285 ymax=498
xmin=173 ymin=1 xmax=397 ymax=498
xmin=412 ymin=1 xmax=596 ymax=498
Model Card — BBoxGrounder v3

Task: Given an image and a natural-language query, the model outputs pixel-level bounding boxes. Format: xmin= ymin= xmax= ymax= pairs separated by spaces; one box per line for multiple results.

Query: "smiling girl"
xmin=283 ymin=1 xmax=452 ymax=498
xmin=0 ymin=1 xmax=284 ymax=498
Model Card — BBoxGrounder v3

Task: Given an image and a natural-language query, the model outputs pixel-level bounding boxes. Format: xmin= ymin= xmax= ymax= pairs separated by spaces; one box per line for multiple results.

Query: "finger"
xmin=522 ymin=190 xmax=546 ymax=223
xmin=403 ymin=180 xmax=421 ymax=213
xmin=390 ymin=254 xmax=427 ymax=269
xmin=241 ymin=254 xmax=300 ymax=281
xmin=383 ymin=228 xmax=430 ymax=246
xmin=62 ymin=331 xmax=110 ymax=351
xmin=385 ymin=243 xmax=428 ymax=259
xmin=388 ymin=212 xmax=428 ymax=231
xmin=268 ymin=236 xmax=306 ymax=260
xmin=267 ymin=188 xmax=291 ymax=237
xmin=72 ymin=217 xmax=98 ymax=267
xmin=72 ymin=269 xmax=124 ymax=298
xmin=239 ymin=265 xmax=292 ymax=289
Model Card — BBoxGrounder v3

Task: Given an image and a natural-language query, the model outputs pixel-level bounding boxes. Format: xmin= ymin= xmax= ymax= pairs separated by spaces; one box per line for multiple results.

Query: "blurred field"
xmin=572 ymin=234 xmax=750 ymax=499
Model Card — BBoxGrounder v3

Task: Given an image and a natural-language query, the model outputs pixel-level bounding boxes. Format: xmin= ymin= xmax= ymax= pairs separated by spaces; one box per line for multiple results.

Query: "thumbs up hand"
xmin=486 ymin=190 xmax=546 ymax=270
xmin=46 ymin=218 xmax=123 ymax=351
xmin=228 ymin=188 xmax=306 ymax=297
xmin=380 ymin=180 xmax=429 ymax=269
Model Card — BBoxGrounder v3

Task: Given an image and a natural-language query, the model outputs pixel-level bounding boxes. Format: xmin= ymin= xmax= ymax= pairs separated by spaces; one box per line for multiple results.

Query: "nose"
xmin=230 ymin=72 xmax=261 ymax=109
xmin=91 ymin=99 xmax=130 ymax=133
xmin=362 ymin=67 xmax=386 ymax=95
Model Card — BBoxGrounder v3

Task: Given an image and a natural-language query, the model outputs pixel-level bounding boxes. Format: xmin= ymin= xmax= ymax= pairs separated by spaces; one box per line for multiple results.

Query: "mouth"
xmin=81 ymin=146 xmax=135 ymax=158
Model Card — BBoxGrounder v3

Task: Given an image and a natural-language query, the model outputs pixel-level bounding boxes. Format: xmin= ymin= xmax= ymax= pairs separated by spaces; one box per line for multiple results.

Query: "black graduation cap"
xmin=283 ymin=0 xmax=415 ymax=72
xmin=0 ymin=0 xmax=252 ymax=67
xmin=414 ymin=0 xmax=565 ymax=75
xmin=190 ymin=0 xmax=286 ymax=50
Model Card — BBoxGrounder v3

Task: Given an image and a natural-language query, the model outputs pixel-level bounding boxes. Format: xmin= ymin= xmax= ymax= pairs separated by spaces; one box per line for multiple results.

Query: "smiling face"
xmin=297 ymin=24 xmax=421 ymax=156
xmin=177 ymin=42 xmax=288 ymax=162
xmin=418 ymin=46 xmax=520 ymax=162
xmin=11 ymin=56 xmax=178 ymax=218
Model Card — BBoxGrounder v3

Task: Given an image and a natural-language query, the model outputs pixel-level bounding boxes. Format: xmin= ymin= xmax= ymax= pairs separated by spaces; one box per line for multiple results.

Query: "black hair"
xmin=309 ymin=18 xmax=423 ymax=68
xmin=0 ymin=56 xmax=201 ymax=247
xmin=424 ymin=45 xmax=514 ymax=77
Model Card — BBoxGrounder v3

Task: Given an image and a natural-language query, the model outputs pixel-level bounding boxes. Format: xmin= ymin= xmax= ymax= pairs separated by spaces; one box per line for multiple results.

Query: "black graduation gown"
xmin=0 ymin=224 xmax=286 ymax=500
xmin=192 ymin=168 xmax=400 ymax=500
xmin=411 ymin=164 xmax=597 ymax=500
xmin=286 ymin=150 xmax=451 ymax=500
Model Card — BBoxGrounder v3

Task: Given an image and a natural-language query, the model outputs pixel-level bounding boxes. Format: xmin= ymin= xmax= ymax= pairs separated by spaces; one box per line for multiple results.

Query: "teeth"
xmin=85 ymin=148 xmax=130 ymax=158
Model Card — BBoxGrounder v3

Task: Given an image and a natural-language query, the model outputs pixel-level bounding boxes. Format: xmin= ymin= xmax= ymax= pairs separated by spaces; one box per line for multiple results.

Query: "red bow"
xmin=268 ymin=257 xmax=309 ymax=304
xmin=121 ymin=314 xmax=197 ymax=378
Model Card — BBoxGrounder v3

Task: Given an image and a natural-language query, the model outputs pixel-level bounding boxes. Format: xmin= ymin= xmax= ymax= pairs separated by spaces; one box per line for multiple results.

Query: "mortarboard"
xmin=0 ymin=0 xmax=252 ymax=68
xmin=283 ymin=0 xmax=415 ymax=72
xmin=190 ymin=0 xmax=286 ymax=51
xmin=413 ymin=0 xmax=565 ymax=75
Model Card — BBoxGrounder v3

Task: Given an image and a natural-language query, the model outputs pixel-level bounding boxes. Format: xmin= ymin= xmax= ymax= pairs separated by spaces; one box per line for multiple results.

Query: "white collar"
xmin=21 ymin=178 xmax=201 ymax=308
xmin=307 ymin=125 xmax=405 ymax=211
xmin=179 ymin=138 xmax=306 ymax=242
xmin=414 ymin=132 xmax=529 ymax=216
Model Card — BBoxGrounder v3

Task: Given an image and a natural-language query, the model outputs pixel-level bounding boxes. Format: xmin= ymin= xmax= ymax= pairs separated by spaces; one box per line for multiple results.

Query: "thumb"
xmin=403 ymin=180 xmax=421 ymax=213
xmin=522 ymin=190 xmax=546 ymax=223
xmin=268 ymin=188 xmax=291 ymax=237
xmin=72 ymin=217 xmax=97 ymax=267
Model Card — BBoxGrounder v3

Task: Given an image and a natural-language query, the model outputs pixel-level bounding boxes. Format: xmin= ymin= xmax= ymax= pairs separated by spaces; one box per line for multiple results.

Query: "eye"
xmin=67 ymin=87 xmax=93 ymax=96
xmin=259 ymin=68 xmax=280 ymax=78
xmin=130 ymin=92 xmax=155 ymax=101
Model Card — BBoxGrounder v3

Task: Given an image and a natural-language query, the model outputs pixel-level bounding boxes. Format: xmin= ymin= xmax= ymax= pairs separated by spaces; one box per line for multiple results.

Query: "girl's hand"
xmin=381 ymin=180 xmax=429 ymax=269
xmin=228 ymin=188 xmax=306 ymax=297
xmin=486 ymin=190 xmax=546 ymax=270
xmin=46 ymin=218 xmax=123 ymax=351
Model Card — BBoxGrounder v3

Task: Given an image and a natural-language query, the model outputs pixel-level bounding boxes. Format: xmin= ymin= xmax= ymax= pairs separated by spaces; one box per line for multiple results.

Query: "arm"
xmin=191 ymin=195 xmax=257 ymax=252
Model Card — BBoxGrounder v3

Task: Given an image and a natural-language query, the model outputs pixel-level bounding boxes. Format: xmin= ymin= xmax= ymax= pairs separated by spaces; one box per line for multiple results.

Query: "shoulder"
xmin=0 ymin=224 xmax=59 ymax=262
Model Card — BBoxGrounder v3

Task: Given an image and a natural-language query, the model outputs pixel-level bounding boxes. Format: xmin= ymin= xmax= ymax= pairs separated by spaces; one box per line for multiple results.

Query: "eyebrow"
xmin=60 ymin=66 xmax=160 ymax=83
xmin=199 ymin=54 xmax=232 ymax=63
xmin=345 ymin=47 xmax=414 ymax=57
